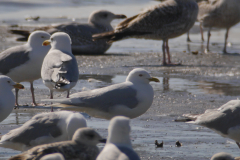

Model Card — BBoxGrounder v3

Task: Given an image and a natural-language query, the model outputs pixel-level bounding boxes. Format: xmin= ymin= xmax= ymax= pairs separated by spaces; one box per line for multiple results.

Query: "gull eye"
xmin=41 ymin=36 xmax=44 ymax=38
xmin=102 ymin=14 xmax=108 ymax=18
xmin=51 ymin=38 xmax=53 ymax=41
xmin=139 ymin=74 xmax=143 ymax=77
xmin=7 ymin=81 xmax=10 ymax=83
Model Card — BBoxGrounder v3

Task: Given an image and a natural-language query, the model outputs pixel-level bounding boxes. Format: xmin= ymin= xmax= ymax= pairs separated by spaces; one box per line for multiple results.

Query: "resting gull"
xmin=0 ymin=31 xmax=50 ymax=106
xmin=43 ymin=68 xmax=159 ymax=119
xmin=181 ymin=100 xmax=240 ymax=149
xmin=93 ymin=0 xmax=198 ymax=66
xmin=41 ymin=32 xmax=79 ymax=100
xmin=97 ymin=116 xmax=140 ymax=160
xmin=0 ymin=75 xmax=24 ymax=123
xmin=0 ymin=111 xmax=86 ymax=151
xmin=211 ymin=152 xmax=237 ymax=160
xmin=10 ymin=10 xmax=127 ymax=55
xmin=197 ymin=0 xmax=240 ymax=53
xmin=9 ymin=128 xmax=106 ymax=160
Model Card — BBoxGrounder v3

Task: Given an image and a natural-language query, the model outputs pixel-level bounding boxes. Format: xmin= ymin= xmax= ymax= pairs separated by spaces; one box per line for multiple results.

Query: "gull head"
xmin=28 ymin=30 xmax=51 ymax=47
xmin=126 ymin=68 xmax=160 ymax=84
xmin=0 ymin=75 xmax=24 ymax=91
xmin=107 ymin=116 xmax=131 ymax=145
xmin=89 ymin=10 xmax=127 ymax=26
xmin=72 ymin=127 xmax=105 ymax=146
xmin=43 ymin=32 xmax=72 ymax=52
xmin=211 ymin=152 xmax=235 ymax=160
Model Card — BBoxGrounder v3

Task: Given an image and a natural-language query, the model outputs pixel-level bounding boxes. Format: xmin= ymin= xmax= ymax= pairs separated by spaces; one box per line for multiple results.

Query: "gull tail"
xmin=92 ymin=31 xmax=152 ymax=43
xmin=8 ymin=30 xmax=31 ymax=41
xmin=174 ymin=114 xmax=198 ymax=122
xmin=55 ymin=77 xmax=70 ymax=89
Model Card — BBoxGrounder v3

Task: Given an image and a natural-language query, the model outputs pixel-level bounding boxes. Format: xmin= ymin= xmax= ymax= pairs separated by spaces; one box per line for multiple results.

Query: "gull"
xmin=0 ymin=111 xmax=87 ymax=151
xmin=9 ymin=128 xmax=106 ymax=160
xmin=40 ymin=153 xmax=65 ymax=160
xmin=0 ymin=75 xmax=24 ymax=122
xmin=0 ymin=31 xmax=50 ymax=106
xmin=97 ymin=116 xmax=140 ymax=160
xmin=93 ymin=0 xmax=198 ymax=66
xmin=182 ymin=100 xmax=240 ymax=149
xmin=10 ymin=10 xmax=127 ymax=55
xmin=43 ymin=68 xmax=159 ymax=119
xmin=197 ymin=0 xmax=240 ymax=53
xmin=211 ymin=152 xmax=239 ymax=160
xmin=41 ymin=32 xmax=79 ymax=99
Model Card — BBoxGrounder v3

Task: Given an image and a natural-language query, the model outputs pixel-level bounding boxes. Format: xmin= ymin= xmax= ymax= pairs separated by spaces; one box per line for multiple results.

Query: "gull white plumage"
xmin=44 ymin=68 xmax=159 ymax=119
xmin=0 ymin=76 xmax=24 ymax=122
xmin=182 ymin=100 xmax=240 ymax=149
xmin=0 ymin=31 xmax=50 ymax=106
xmin=0 ymin=111 xmax=86 ymax=151
xmin=41 ymin=32 xmax=79 ymax=99
xmin=9 ymin=128 xmax=106 ymax=160
xmin=97 ymin=116 xmax=140 ymax=160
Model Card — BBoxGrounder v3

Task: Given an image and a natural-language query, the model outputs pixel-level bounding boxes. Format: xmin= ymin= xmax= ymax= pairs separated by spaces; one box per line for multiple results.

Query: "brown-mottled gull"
xmin=0 ymin=31 xmax=50 ymax=106
xmin=97 ymin=116 xmax=140 ymax=160
xmin=0 ymin=75 xmax=24 ymax=123
xmin=43 ymin=68 xmax=159 ymax=119
xmin=41 ymin=32 xmax=79 ymax=99
xmin=9 ymin=128 xmax=106 ymax=160
xmin=198 ymin=0 xmax=240 ymax=53
xmin=0 ymin=111 xmax=86 ymax=151
xmin=93 ymin=0 xmax=198 ymax=66
xmin=10 ymin=10 xmax=127 ymax=55
xmin=181 ymin=100 xmax=240 ymax=149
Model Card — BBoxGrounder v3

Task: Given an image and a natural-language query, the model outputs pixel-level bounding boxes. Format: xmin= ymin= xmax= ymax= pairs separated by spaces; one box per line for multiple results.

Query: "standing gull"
xmin=9 ymin=128 xmax=106 ymax=160
xmin=181 ymin=100 xmax=240 ymax=149
xmin=10 ymin=10 xmax=127 ymax=55
xmin=43 ymin=68 xmax=159 ymax=119
xmin=0 ymin=111 xmax=86 ymax=151
xmin=41 ymin=32 xmax=79 ymax=99
xmin=0 ymin=31 xmax=50 ymax=106
xmin=197 ymin=0 xmax=240 ymax=53
xmin=93 ymin=0 xmax=198 ymax=66
xmin=97 ymin=116 xmax=140 ymax=160
xmin=0 ymin=76 xmax=24 ymax=123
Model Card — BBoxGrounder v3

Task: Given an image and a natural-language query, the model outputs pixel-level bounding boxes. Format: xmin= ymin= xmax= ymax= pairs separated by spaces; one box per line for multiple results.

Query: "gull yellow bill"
xmin=42 ymin=40 xmax=51 ymax=46
xmin=149 ymin=77 xmax=160 ymax=82
xmin=13 ymin=83 xmax=24 ymax=89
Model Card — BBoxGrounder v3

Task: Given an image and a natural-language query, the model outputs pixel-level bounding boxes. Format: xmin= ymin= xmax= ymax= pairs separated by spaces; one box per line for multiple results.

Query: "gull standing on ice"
xmin=10 ymin=10 xmax=127 ymax=55
xmin=44 ymin=68 xmax=159 ymax=119
xmin=0 ymin=111 xmax=86 ymax=151
xmin=0 ymin=31 xmax=50 ymax=106
xmin=9 ymin=128 xmax=106 ymax=160
xmin=93 ymin=0 xmax=198 ymax=66
xmin=0 ymin=76 xmax=24 ymax=122
xmin=41 ymin=32 xmax=79 ymax=99
xmin=97 ymin=116 xmax=140 ymax=160
xmin=197 ymin=0 xmax=240 ymax=53
xmin=181 ymin=100 xmax=240 ymax=149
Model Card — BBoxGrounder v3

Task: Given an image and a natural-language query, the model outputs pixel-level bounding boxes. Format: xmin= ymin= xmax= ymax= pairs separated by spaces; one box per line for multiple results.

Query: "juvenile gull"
xmin=0 ymin=111 xmax=86 ymax=151
xmin=197 ymin=0 xmax=240 ymax=53
xmin=10 ymin=10 xmax=127 ymax=55
xmin=211 ymin=152 xmax=236 ymax=160
xmin=0 ymin=76 xmax=24 ymax=123
xmin=93 ymin=0 xmax=198 ymax=66
xmin=97 ymin=116 xmax=140 ymax=160
xmin=9 ymin=128 xmax=106 ymax=160
xmin=0 ymin=31 xmax=50 ymax=106
xmin=182 ymin=100 xmax=240 ymax=149
xmin=41 ymin=32 xmax=79 ymax=99
xmin=43 ymin=68 xmax=159 ymax=119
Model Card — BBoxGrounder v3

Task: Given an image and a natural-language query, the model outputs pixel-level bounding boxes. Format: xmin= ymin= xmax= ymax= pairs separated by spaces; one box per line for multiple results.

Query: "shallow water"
xmin=1 ymin=0 xmax=240 ymax=159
